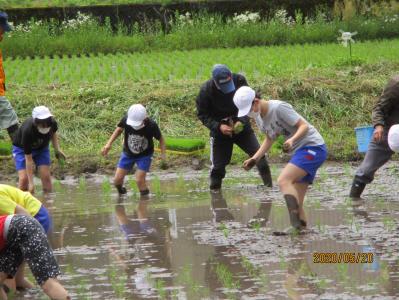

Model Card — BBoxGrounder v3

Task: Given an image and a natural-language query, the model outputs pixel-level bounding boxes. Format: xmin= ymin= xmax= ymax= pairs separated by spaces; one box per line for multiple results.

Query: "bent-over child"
xmin=233 ymin=87 xmax=327 ymax=232
xmin=0 ymin=214 xmax=69 ymax=300
xmin=101 ymin=104 xmax=166 ymax=195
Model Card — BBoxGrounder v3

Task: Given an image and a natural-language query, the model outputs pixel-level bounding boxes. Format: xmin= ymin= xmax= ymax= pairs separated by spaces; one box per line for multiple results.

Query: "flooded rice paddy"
xmin=9 ymin=162 xmax=399 ymax=299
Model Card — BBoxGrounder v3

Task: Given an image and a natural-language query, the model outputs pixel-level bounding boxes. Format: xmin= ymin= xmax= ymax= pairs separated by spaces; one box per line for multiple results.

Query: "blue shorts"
xmin=117 ymin=152 xmax=152 ymax=172
xmin=289 ymin=144 xmax=327 ymax=184
xmin=34 ymin=205 xmax=52 ymax=234
xmin=12 ymin=146 xmax=51 ymax=171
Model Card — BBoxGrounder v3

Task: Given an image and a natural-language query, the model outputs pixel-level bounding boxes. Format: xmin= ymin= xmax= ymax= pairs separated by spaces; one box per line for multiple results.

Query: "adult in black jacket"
xmin=196 ymin=64 xmax=272 ymax=190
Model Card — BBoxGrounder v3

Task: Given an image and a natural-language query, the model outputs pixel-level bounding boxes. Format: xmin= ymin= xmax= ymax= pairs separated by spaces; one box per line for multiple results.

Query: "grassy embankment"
xmin=2 ymin=10 xmax=399 ymax=58
xmin=0 ymin=0 xmax=186 ymax=8
xmin=1 ymin=38 xmax=398 ymax=175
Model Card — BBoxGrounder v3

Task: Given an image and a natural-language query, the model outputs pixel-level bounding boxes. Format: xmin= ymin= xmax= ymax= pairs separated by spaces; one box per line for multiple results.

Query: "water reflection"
xmin=111 ymin=195 xmax=174 ymax=298
xmin=6 ymin=162 xmax=399 ymax=299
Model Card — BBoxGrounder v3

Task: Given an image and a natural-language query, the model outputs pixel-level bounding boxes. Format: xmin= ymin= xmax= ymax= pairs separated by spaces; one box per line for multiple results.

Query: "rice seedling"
xmin=53 ymin=179 xmax=63 ymax=192
xmin=155 ymin=279 xmax=167 ymax=299
xmin=213 ymin=262 xmax=240 ymax=290
xmin=176 ymin=264 xmax=209 ymax=298
xmin=278 ymin=254 xmax=287 ymax=270
xmin=176 ymin=172 xmax=185 ymax=190
xmin=151 ymin=175 xmax=163 ymax=199
xmin=128 ymin=177 xmax=138 ymax=197
xmin=382 ymin=216 xmax=396 ymax=231
xmin=108 ymin=265 xmax=127 ymax=298
xmin=101 ymin=176 xmax=112 ymax=193
xmin=165 ymin=137 xmax=205 ymax=152
xmin=78 ymin=176 xmax=86 ymax=191
xmin=218 ymin=223 xmax=229 ymax=238
xmin=6 ymin=39 xmax=399 ymax=85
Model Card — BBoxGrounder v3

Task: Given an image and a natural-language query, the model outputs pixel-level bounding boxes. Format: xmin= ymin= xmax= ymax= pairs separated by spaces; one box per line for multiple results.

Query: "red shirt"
xmin=0 ymin=215 xmax=8 ymax=251
xmin=0 ymin=50 xmax=5 ymax=96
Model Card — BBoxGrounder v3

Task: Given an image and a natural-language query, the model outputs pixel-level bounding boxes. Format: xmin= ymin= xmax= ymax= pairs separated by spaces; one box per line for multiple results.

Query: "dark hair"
xmin=34 ymin=117 xmax=53 ymax=127
xmin=255 ymin=90 xmax=262 ymax=99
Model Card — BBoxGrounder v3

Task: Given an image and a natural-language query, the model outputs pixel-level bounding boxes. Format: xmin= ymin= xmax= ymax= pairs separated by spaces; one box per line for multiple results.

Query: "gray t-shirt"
xmin=254 ymin=100 xmax=324 ymax=154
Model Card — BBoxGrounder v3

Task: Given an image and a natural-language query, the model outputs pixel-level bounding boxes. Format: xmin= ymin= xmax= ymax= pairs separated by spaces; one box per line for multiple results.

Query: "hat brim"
xmin=237 ymin=104 xmax=252 ymax=118
xmin=217 ymin=80 xmax=235 ymax=94
xmin=35 ymin=112 xmax=53 ymax=120
xmin=126 ymin=118 xmax=143 ymax=127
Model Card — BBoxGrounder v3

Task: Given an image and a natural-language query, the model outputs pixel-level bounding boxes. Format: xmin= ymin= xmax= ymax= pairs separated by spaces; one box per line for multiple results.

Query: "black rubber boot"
xmin=210 ymin=176 xmax=222 ymax=191
xmin=115 ymin=185 xmax=127 ymax=195
xmin=140 ymin=189 xmax=150 ymax=196
xmin=6 ymin=123 xmax=18 ymax=141
xmin=256 ymin=157 xmax=272 ymax=187
xmin=284 ymin=194 xmax=302 ymax=229
xmin=349 ymin=181 xmax=366 ymax=198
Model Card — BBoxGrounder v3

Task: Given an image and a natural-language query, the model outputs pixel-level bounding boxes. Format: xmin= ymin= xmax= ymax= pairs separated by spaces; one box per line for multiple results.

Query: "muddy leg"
xmin=135 ymin=169 xmax=149 ymax=195
xmin=278 ymin=163 xmax=307 ymax=229
xmin=114 ymin=168 xmax=128 ymax=194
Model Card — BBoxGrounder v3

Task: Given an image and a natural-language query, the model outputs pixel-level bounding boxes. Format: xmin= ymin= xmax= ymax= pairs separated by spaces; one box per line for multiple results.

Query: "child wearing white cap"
xmin=101 ymin=104 xmax=166 ymax=195
xmin=12 ymin=106 xmax=65 ymax=194
xmin=233 ymin=87 xmax=327 ymax=232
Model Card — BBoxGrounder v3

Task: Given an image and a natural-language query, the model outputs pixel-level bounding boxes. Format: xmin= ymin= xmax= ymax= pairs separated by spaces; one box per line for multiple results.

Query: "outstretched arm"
xmin=101 ymin=127 xmax=123 ymax=156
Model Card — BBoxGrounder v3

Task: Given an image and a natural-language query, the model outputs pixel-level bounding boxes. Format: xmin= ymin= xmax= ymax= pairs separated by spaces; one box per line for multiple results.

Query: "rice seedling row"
xmin=6 ymin=39 xmax=399 ymax=85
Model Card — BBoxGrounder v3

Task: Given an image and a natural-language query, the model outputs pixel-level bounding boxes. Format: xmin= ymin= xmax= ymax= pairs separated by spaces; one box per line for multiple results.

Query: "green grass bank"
xmin=2 ymin=9 xmax=399 ymax=58
xmin=0 ymin=45 xmax=397 ymax=176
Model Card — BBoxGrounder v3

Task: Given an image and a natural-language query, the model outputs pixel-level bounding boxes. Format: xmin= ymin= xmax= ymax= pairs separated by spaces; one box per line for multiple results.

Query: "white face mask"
xmin=132 ymin=123 xmax=145 ymax=130
xmin=38 ymin=127 xmax=51 ymax=134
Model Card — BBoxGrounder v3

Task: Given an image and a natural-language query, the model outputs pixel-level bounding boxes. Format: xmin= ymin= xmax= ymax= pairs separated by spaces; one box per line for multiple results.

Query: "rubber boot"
xmin=210 ymin=176 xmax=222 ymax=191
xmin=115 ymin=185 xmax=127 ymax=195
xmin=349 ymin=181 xmax=366 ymax=198
xmin=256 ymin=157 xmax=272 ymax=187
xmin=140 ymin=189 xmax=150 ymax=196
xmin=284 ymin=194 xmax=302 ymax=229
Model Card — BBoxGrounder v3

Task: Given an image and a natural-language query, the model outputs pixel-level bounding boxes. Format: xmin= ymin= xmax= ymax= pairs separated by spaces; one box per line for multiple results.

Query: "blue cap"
xmin=212 ymin=64 xmax=235 ymax=94
xmin=0 ymin=12 xmax=12 ymax=32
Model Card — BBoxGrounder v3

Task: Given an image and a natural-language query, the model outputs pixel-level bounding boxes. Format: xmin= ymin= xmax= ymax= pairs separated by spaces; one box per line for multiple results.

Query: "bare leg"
xmin=294 ymin=182 xmax=309 ymax=226
xmin=114 ymin=168 xmax=128 ymax=194
xmin=41 ymin=278 xmax=69 ymax=300
xmin=0 ymin=272 xmax=9 ymax=300
xmin=38 ymin=165 xmax=52 ymax=193
xmin=17 ymin=170 xmax=29 ymax=191
xmin=14 ymin=263 xmax=34 ymax=289
xmin=278 ymin=163 xmax=307 ymax=199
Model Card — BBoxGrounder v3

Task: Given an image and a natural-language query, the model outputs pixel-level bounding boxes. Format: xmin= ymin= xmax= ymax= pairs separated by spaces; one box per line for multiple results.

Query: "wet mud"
xmin=8 ymin=162 xmax=399 ymax=299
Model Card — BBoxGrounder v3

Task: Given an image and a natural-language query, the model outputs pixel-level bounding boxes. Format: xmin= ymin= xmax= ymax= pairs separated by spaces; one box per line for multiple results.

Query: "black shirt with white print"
xmin=13 ymin=117 xmax=58 ymax=155
xmin=118 ymin=116 xmax=162 ymax=158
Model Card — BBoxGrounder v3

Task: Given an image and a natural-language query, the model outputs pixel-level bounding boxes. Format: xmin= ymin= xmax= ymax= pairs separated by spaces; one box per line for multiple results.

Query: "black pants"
xmin=210 ymin=129 xmax=270 ymax=183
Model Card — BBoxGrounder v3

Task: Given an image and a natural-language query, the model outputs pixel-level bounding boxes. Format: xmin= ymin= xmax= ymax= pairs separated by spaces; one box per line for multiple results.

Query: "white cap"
xmin=233 ymin=86 xmax=256 ymax=117
xmin=388 ymin=124 xmax=399 ymax=152
xmin=32 ymin=106 xmax=53 ymax=119
xmin=127 ymin=104 xmax=147 ymax=127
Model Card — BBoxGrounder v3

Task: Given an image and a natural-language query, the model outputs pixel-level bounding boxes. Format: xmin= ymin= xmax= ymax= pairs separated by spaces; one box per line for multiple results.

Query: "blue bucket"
xmin=355 ymin=126 xmax=374 ymax=153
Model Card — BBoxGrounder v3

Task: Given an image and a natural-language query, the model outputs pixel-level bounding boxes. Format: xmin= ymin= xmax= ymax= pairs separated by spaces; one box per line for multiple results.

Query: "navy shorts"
xmin=289 ymin=144 xmax=327 ymax=184
xmin=12 ymin=146 xmax=51 ymax=171
xmin=117 ymin=152 xmax=152 ymax=172
xmin=34 ymin=205 xmax=52 ymax=234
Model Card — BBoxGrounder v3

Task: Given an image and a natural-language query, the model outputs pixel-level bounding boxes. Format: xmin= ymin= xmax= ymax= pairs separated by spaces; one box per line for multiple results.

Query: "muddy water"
xmin=10 ymin=162 xmax=399 ymax=299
